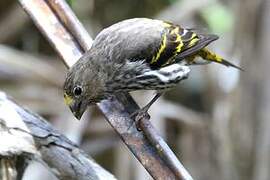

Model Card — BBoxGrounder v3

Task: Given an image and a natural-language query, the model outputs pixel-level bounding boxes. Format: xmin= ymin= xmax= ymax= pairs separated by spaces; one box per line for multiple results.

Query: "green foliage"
xmin=201 ymin=3 xmax=234 ymax=34
xmin=66 ymin=0 xmax=74 ymax=7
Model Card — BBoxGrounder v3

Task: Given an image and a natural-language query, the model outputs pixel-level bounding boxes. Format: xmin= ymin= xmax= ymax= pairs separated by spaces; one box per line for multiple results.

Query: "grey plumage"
xmin=63 ymin=18 xmax=237 ymax=119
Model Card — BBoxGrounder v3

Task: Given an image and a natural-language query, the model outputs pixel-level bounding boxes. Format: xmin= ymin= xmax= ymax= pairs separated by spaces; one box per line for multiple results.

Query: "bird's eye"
xmin=73 ymin=86 xmax=82 ymax=96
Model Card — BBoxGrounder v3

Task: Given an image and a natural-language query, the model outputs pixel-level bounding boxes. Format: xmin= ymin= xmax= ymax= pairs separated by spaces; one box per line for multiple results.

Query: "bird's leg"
xmin=130 ymin=92 xmax=163 ymax=130
xmin=124 ymin=64 xmax=190 ymax=130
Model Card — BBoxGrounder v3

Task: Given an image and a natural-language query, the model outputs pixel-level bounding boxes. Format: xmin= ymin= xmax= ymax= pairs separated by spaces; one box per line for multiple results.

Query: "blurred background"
xmin=0 ymin=0 xmax=269 ymax=180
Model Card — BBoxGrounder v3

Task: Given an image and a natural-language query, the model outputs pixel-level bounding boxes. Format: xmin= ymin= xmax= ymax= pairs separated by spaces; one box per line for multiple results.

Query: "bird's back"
xmin=92 ymin=18 xmax=164 ymax=64
xmin=91 ymin=18 xmax=221 ymax=69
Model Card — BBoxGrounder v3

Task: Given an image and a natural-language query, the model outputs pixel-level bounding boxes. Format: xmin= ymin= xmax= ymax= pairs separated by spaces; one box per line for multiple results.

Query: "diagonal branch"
xmin=0 ymin=92 xmax=116 ymax=180
xmin=18 ymin=0 xmax=193 ymax=179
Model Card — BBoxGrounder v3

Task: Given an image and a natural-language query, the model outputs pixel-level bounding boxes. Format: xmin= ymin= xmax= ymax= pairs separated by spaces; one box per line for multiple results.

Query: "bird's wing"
xmin=92 ymin=18 xmax=218 ymax=69
xmin=147 ymin=21 xmax=219 ymax=68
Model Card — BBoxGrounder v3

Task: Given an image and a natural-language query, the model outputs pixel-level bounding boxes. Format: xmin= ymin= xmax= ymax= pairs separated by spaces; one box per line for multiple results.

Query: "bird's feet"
xmin=130 ymin=106 xmax=150 ymax=131
xmin=129 ymin=93 xmax=163 ymax=131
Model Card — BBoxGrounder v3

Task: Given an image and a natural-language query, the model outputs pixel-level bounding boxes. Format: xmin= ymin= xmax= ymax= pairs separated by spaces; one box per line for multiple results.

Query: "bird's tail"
xmin=198 ymin=48 xmax=243 ymax=71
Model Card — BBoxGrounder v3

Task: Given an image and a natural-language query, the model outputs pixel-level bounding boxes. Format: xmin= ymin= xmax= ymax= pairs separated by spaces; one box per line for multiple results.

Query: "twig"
xmin=18 ymin=0 xmax=193 ymax=179
xmin=140 ymin=120 xmax=193 ymax=179
xmin=46 ymin=0 xmax=93 ymax=51
xmin=0 ymin=92 xmax=117 ymax=180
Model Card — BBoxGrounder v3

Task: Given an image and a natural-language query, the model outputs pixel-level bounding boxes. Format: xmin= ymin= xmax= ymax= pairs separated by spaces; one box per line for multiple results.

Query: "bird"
xmin=63 ymin=18 xmax=242 ymax=124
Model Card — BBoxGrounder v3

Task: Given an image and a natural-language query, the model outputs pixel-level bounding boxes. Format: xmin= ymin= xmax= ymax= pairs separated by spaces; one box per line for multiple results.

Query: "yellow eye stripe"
xmin=64 ymin=93 xmax=73 ymax=106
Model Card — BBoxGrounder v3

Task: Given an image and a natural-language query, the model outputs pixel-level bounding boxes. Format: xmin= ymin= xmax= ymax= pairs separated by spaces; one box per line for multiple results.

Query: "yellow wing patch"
xmin=150 ymin=22 xmax=186 ymax=67
xmin=175 ymin=33 xmax=183 ymax=53
xmin=170 ymin=26 xmax=183 ymax=53
xmin=187 ymin=33 xmax=199 ymax=48
xmin=166 ymin=25 xmax=184 ymax=65
xmin=151 ymin=33 xmax=167 ymax=64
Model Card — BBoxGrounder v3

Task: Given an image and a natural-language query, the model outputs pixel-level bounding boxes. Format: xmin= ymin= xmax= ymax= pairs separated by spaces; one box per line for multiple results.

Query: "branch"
xmin=18 ymin=0 xmax=194 ymax=179
xmin=0 ymin=92 xmax=116 ymax=180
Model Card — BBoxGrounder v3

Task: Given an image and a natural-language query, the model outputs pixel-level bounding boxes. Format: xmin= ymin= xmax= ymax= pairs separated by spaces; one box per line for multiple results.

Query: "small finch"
xmin=63 ymin=18 xmax=241 ymax=121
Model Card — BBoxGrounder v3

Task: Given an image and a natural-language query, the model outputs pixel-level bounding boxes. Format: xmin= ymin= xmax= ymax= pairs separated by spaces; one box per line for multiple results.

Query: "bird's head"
xmin=63 ymin=56 xmax=107 ymax=120
xmin=63 ymin=83 xmax=88 ymax=120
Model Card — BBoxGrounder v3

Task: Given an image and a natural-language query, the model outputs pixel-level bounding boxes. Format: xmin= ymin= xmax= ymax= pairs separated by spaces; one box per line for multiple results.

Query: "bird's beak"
xmin=64 ymin=93 xmax=87 ymax=120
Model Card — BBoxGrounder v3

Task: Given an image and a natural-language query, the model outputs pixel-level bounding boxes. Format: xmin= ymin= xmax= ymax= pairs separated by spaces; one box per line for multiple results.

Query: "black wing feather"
xmin=175 ymin=34 xmax=219 ymax=61
xmin=148 ymin=21 xmax=219 ymax=69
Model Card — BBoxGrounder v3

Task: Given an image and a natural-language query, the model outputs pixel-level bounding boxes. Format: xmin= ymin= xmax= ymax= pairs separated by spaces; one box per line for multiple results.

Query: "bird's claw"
xmin=129 ymin=107 xmax=150 ymax=131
